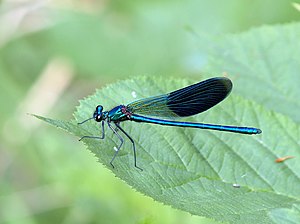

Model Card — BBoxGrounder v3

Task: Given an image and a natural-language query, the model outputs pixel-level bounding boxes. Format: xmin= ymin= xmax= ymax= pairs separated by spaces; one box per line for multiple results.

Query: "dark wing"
xmin=127 ymin=77 xmax=232 ymax=118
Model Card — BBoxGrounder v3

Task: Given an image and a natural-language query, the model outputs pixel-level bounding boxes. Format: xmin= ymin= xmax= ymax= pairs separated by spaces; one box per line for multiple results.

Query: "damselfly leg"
xmin=115 ymin=123 xmax=142 ymax=171
xmin=78 ymin=120 xmax=105 ymax=141
xmin=107 ymin=122 xmax=124 ymax=169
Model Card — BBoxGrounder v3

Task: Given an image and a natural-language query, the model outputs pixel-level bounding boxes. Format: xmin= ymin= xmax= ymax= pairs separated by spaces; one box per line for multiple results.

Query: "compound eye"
xmin=96 ymin=105 xmax=103 ymax=113
xmin=95 ymin=114 xmax=102 ymax=122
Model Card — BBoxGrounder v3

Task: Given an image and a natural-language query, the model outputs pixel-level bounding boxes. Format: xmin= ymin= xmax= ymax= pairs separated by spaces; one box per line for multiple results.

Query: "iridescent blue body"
xmin=130 ymin=114 xmax=260 ymax=134
xmin=79 ymin=77 xmax=262 ymax=170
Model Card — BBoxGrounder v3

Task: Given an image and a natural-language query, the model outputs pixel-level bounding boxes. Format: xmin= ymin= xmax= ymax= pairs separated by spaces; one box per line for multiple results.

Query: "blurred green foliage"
xmin=1 ymin=0 xmax=300 ymax=223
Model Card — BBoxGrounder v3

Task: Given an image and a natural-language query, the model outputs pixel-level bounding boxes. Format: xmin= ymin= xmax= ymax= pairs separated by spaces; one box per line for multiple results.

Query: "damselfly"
xmin=79 ymin=77 xmax=261 ymax=170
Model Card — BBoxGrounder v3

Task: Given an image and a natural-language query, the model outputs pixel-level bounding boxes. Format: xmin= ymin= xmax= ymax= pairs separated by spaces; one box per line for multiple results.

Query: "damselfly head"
xmin=93 ymin=105 xmax=104 ymax=122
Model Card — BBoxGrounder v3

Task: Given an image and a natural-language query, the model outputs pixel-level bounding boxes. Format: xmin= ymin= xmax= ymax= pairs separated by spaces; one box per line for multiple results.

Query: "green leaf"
xmin=269 ymin=204 xmax=300 ymax=224
xmin=34 ymin=76 xmax=300 ymax=224
xmin=200 ymin=22 xmax=300 ymax=124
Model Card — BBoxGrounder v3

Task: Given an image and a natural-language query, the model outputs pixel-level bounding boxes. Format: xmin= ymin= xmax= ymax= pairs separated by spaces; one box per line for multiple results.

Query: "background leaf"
xmin=35 ymin=75 xmax=300 ymax=223
xmin=200 ymin=23 xmax=300 ymax=123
